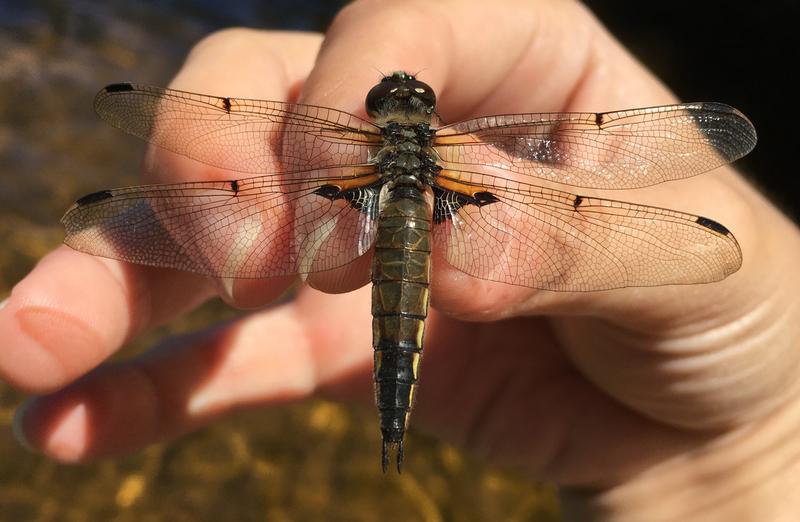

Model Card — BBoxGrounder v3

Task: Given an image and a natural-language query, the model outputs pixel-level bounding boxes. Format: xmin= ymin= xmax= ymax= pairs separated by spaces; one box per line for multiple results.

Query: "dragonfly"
xmin=62 ymin=71 xmax=757 ymax=472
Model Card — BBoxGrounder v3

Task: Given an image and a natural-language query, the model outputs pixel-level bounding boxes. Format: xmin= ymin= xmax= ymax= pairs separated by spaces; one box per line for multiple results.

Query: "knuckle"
xmin=188 ymin=27 xmax=262 ymax=60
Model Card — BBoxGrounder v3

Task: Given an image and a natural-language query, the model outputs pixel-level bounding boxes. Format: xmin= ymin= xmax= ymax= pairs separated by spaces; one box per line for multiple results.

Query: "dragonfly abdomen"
xmin=371 ymin=184 xmax=432 ymax=472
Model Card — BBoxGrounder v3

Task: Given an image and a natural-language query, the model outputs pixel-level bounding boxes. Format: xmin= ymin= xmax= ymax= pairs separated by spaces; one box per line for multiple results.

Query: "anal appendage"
xmin=382 ymin=439 xmax=405 ymax=473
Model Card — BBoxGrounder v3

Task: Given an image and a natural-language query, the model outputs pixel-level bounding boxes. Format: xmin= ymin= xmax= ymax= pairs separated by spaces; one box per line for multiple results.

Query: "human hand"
xmin=2 ymin=1 xmax=799 ymax=520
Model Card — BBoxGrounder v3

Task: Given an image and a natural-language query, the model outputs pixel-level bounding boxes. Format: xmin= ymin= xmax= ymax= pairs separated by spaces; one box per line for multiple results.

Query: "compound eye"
xmin=365 ymin=80 xmax=400 ymax=117
xmin=407 ymin=80 xmax=436 ymax=109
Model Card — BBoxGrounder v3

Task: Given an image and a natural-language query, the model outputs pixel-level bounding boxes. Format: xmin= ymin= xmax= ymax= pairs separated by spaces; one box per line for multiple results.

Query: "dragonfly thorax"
xmin=382 ymin=121 xmax=435 ymax=146
xmin=374 ymin=137 xmax=438 ymax=186
xmin=373 ymin=115 xmax=439 ymax=190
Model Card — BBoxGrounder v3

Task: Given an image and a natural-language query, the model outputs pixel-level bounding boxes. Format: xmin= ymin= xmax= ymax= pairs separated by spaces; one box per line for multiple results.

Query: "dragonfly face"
xmin=62 ymin=71 xmax=757 ymax=472
xmin=365 ymin=70 xmax=436 ymax=120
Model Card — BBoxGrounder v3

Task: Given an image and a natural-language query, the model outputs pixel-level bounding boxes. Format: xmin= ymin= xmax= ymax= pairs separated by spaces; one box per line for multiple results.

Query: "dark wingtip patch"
xmin=222 ymin=97 xmax=232 ymax=113
xmin=697 ymin=101 xmax=735 ymax=114
xmin=573 ymin=195 xmax=584 ymax=208
xmin=229 ymin=179 xmax=239 ymax=193
xmin=692 ymin=101 xmax=757 ymax=160
xmin=696 ymin=216 xmax=731 ymax=235
xmin=76 ymin=190 xmax=113 ymax=206
xmin=104 ymin=83 xmax=135 ymax=93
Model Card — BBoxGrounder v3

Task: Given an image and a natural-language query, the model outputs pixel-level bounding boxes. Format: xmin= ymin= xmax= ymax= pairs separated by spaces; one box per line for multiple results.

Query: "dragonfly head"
xmin=366 ymin=71 xmax=436 ymax=120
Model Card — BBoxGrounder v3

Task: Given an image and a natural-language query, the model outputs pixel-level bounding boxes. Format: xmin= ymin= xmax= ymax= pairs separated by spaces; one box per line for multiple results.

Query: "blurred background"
xmin=0 ymin=1 xmax=795 ymax=520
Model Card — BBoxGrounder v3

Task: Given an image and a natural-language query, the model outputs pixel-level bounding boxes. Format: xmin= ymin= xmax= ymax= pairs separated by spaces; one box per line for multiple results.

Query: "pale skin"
xmin=2 ymin=1 xmax=800 ymax=520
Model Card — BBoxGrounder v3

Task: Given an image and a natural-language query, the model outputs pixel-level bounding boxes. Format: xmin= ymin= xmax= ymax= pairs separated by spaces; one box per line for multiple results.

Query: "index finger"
xmin=0 ymin=31 xmax=323 ymax=393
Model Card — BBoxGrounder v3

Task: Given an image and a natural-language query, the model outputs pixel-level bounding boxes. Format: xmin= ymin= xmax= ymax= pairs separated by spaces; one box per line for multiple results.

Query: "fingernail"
xmin=0 ymin=297 xmax=9 ymax=311
xmin=12 ymin=399 xmax=35 ymax=452
xmin=14 ymin=398 xmax=90 ymax=462
xmin=46 ymin=402 xmax=89 ymax=462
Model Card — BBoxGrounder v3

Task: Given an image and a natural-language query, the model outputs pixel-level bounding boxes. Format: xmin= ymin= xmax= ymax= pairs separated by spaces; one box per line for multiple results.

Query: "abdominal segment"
xmin=370 ymin=186 xmax=432 ymax=472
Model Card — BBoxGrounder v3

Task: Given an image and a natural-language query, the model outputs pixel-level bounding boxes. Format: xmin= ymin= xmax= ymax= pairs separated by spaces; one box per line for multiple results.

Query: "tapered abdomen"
xmin=371 ymin=185 xmax=431 ymax=472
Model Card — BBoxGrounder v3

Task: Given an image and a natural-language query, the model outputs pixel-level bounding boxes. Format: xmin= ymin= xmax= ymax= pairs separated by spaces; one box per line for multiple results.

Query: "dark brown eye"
xmin=365 ymin=74 xmax=437 ymax=117
xmin=366 ymin=81 xmax=400 ymax=117
xmin=406 ymin=79 xmax=436 ymax=109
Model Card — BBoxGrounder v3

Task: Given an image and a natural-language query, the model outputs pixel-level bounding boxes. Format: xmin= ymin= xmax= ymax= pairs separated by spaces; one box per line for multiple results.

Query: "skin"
xmin=2 ymin=0 xmax=800 ymax=519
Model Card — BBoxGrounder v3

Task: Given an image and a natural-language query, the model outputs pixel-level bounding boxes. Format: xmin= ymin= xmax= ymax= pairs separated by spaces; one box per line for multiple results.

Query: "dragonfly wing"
xmin=432 ymin=170 xmax=741 ymax=291
xmin=62 ymin=166 xmax=381 ymax=279
xmin=434 ymin=103 xmax=756 ymax=189
xmin=94 ymin=83 xmax=383 ymax=174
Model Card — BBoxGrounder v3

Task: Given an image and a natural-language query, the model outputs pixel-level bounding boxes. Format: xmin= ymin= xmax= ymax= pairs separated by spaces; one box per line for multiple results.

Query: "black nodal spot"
xmin=696 ymin=216 xmax=731 ymax=235
xmin=105 ymin=83 xmax=134 ymax=93
xmin=312 ymin=184 xmax=341 ymax=200
xmin=76 ymin=190 xmax=113 ymax=206
xmin=474 ymin=191 xmax=499 ymax=206
xmin=222 ymin=97 xmax=232 ymax=113
xmin=573 ymin=195 xmax=584 ymax=208
xmin=595 ymin=112 xmax=605 ymax=126
xmin=229 ymin=180 xmax=239 ymax=194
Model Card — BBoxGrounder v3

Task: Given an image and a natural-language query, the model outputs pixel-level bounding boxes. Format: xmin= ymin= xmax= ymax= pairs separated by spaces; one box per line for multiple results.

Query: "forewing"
xmin=94 ymin=83 xmax=382 ymax=173
xmin=434 ymin=103 xmax=756 ymax=189
xmin=432 ymin=171 xmax=742 ymax=291
xmin=62 ymin=167 xmax=381 ymax=279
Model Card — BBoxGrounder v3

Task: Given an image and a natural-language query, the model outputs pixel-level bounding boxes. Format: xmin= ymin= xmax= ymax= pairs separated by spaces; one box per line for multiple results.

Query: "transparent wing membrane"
xmin=434 ymin=103 xmax=756 ymax=189
xmin=94 ymin=83 xmax=382 ymax=174
xmin=63 ymin=83 xmax=754 ymax=289
xmin=433 ymin=171 xmax=741 ymax=291
xmin=63 ymin=167 xmax=380 ymax=278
